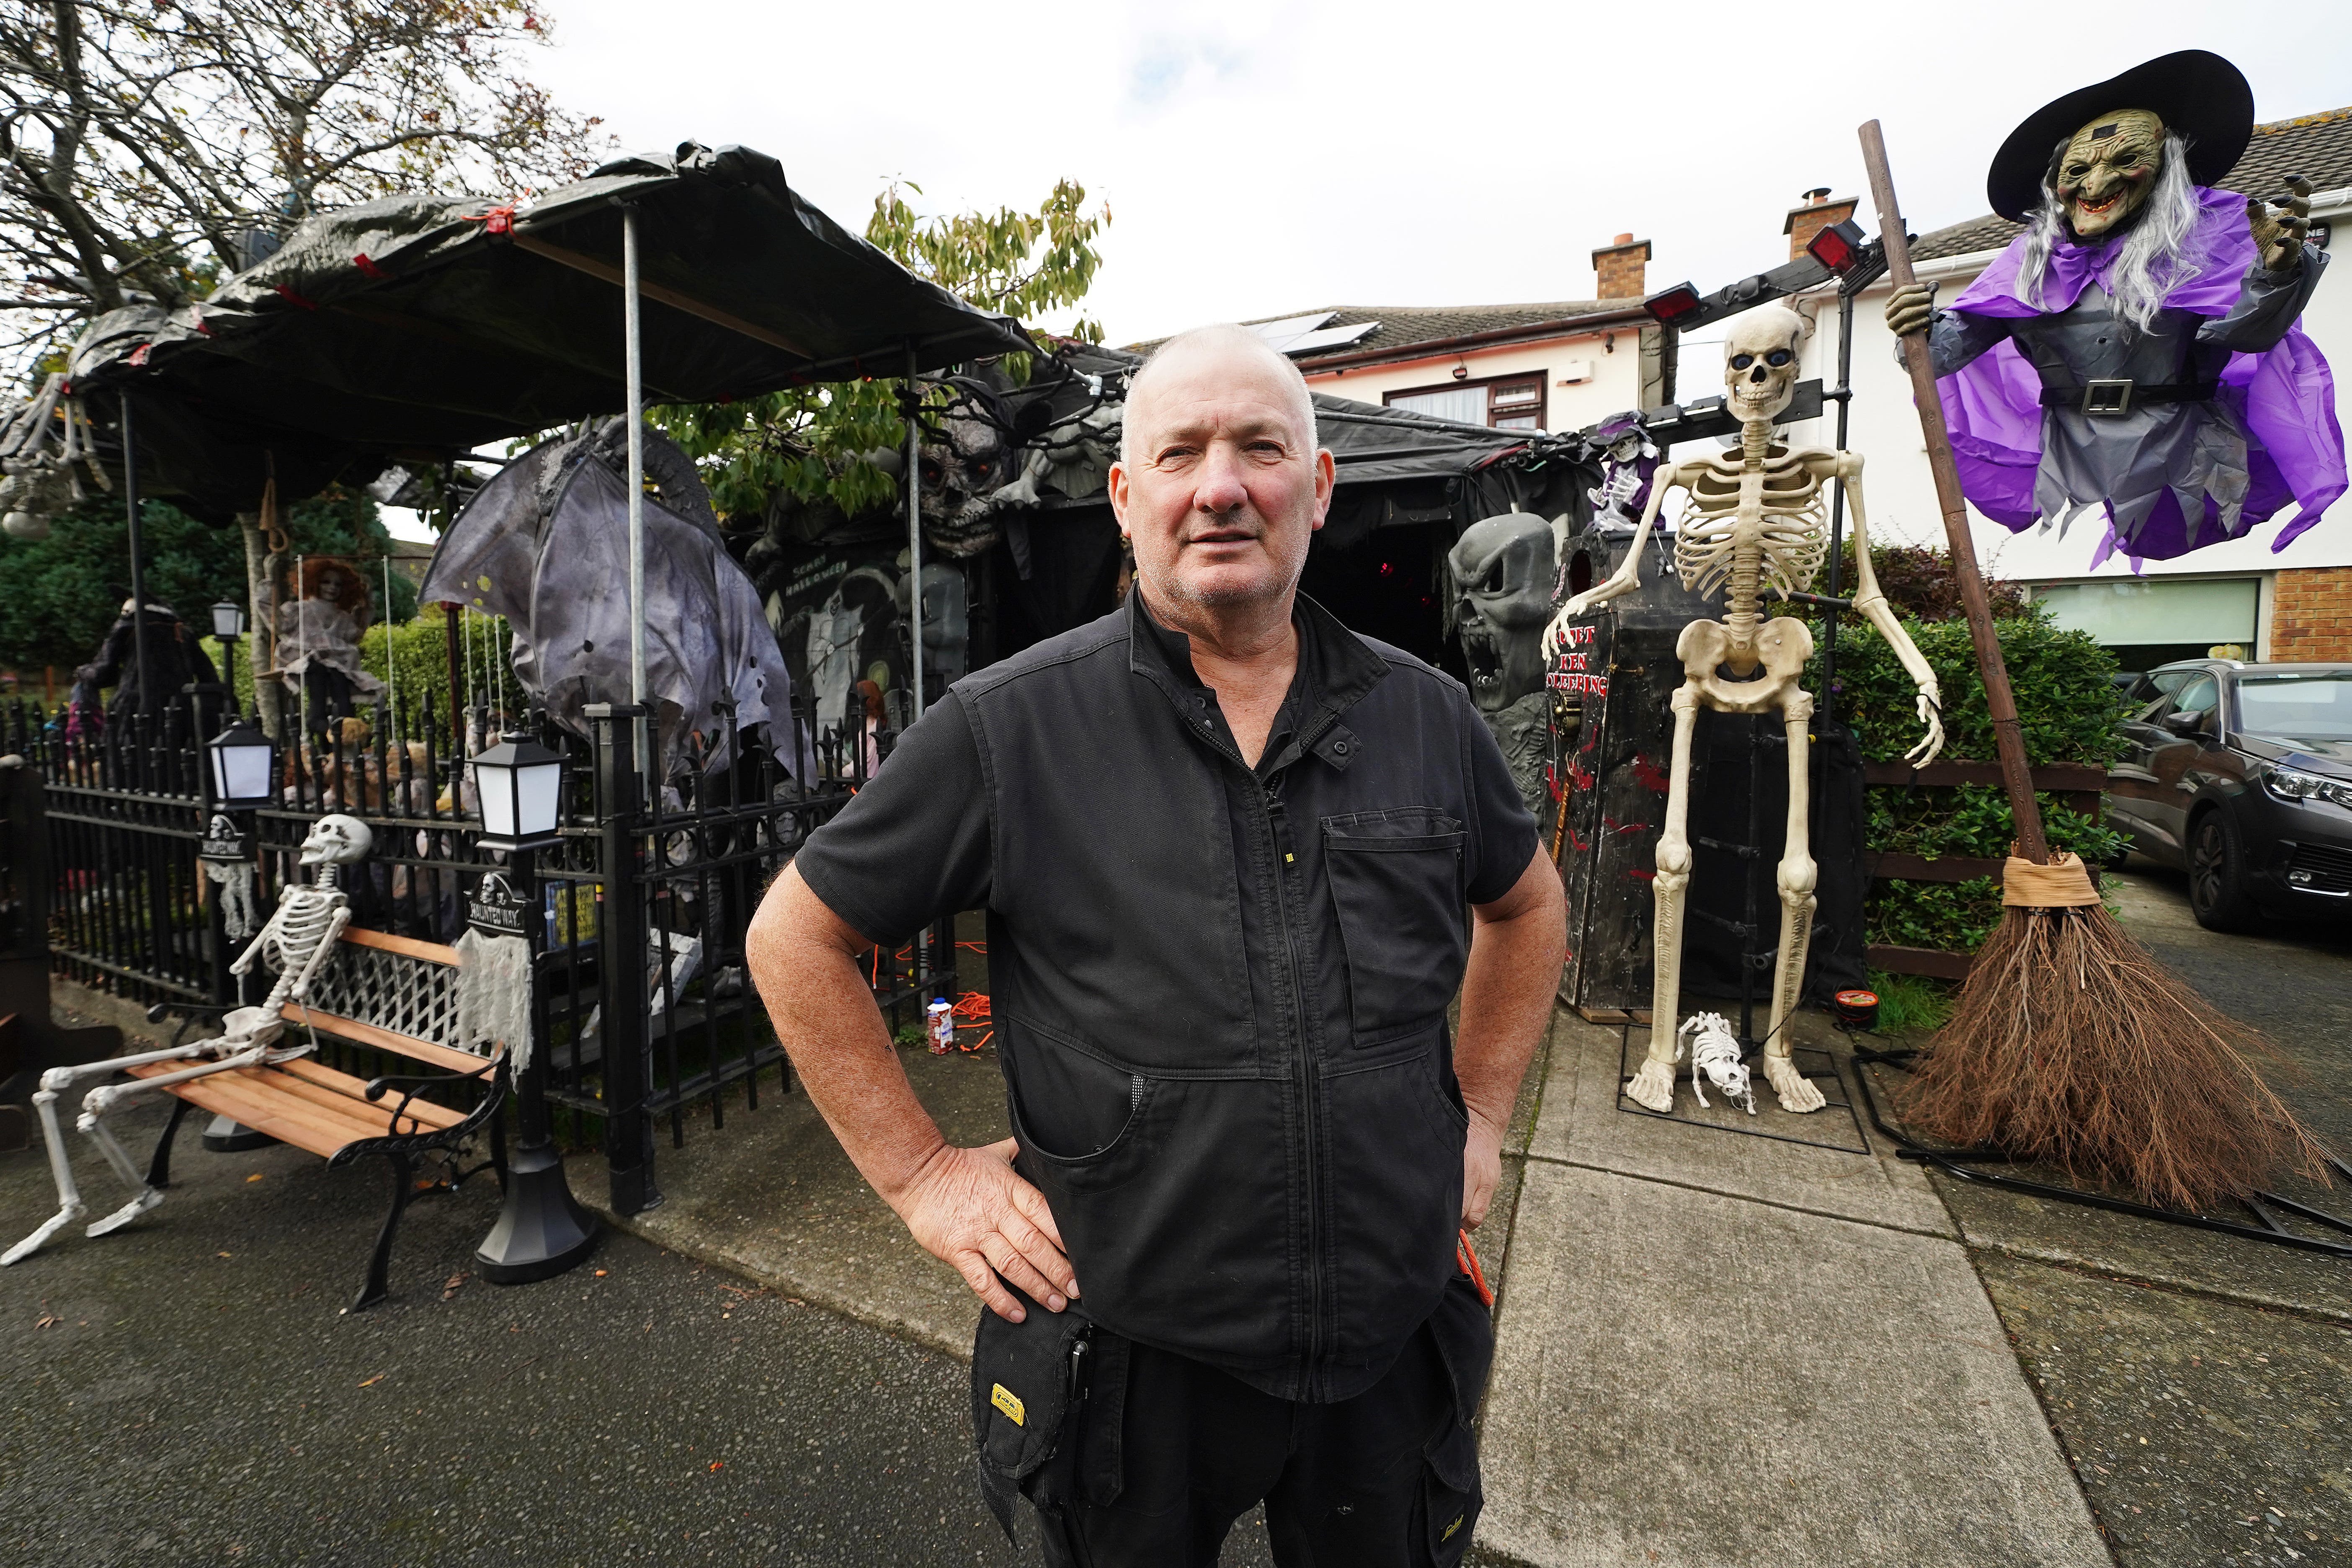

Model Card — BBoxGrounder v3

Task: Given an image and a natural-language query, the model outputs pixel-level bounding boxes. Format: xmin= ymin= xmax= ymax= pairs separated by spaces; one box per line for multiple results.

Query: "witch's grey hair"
xmin=2014 ymin=131 xmax=2203 ymax=336
xmin=1119 ymin=324 xmax=1318 ymax=466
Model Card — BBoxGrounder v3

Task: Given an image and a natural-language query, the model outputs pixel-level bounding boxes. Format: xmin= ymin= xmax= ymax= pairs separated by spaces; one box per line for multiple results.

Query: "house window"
xmin=1385 ymin=372 xmax=1546 ymax=431
xmin=1488 ymin=379 xmax=1543 ymax=430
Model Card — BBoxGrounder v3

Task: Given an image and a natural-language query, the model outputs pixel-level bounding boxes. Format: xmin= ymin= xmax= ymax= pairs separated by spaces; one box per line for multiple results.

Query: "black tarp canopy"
xmin=62 ymin=142 xmax=1032 ymax=520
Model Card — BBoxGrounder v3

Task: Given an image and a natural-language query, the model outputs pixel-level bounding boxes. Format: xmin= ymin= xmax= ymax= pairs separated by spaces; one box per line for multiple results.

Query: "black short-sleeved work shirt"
xmin=795 ymin=588 xmax=1537 ymax=1401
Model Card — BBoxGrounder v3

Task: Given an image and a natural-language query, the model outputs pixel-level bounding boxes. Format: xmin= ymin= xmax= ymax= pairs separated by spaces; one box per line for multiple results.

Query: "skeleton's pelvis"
xmin=1676 ymin=616 xmax=1814 ymax=713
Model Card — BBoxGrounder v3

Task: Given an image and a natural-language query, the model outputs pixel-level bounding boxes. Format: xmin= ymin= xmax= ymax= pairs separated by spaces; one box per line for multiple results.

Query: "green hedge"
xmin=1817 ymin=609 xmax=2129 ymax=953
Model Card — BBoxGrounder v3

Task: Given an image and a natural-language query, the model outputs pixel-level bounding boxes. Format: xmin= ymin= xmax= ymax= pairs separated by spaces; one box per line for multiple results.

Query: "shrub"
xmin=1814 ymin=605 xmax=2128 ymax=955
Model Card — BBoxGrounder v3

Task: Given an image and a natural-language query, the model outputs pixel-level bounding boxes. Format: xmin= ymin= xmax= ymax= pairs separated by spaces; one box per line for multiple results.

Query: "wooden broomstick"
xmin=1857 ymin=121 xmax=2321 ymax=1212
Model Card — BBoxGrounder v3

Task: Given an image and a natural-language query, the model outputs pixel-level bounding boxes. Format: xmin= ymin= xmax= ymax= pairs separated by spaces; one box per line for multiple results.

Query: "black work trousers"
xmin=1036 ymin=1278 xmax=1491 ymax=1568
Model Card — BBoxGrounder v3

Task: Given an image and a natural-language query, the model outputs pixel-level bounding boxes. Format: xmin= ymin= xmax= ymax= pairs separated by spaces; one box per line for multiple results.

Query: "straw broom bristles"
xmin=1901 ymin=900 xmax=2326 ymax=1213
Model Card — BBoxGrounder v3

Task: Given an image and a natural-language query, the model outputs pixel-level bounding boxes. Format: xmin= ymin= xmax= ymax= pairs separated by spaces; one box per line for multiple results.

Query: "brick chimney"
xmin=1591 ymin=232 xmax=1651 ymax=300
xmin=1783 ymin=187 xmax=1859 ymax=261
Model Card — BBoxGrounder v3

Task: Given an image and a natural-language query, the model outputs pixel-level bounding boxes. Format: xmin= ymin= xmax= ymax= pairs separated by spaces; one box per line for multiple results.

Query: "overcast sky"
xmin=521 ymin=2 xmax=2352 ymax=346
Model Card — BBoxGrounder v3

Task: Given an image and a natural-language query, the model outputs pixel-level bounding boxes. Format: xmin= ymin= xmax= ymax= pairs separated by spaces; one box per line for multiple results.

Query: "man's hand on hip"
xmin=1461 ymin=1106 xmax=1506 ymax=1229
xmin=891 ymin=1136 xmax=1078 ymax=1323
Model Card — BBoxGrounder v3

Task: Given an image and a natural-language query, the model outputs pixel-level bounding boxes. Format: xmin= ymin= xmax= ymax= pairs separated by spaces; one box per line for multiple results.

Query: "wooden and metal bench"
xmin=140 ymin=926 xmax=507 ymax=1309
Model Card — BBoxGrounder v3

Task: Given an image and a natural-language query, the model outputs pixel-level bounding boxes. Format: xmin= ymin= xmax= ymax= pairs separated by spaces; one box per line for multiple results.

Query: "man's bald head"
xmin=1121 ymin=324 xmax=1318 ymax=467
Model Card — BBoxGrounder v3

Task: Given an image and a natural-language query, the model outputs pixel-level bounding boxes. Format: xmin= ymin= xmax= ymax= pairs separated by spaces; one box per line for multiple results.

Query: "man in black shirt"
xmin=748 ymin=324 xmax=1563 ymax=1566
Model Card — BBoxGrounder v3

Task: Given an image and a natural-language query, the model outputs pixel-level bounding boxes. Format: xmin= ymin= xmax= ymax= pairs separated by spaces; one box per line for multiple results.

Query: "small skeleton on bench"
xmin=4 ymin=814 xmax=507 ymax=1307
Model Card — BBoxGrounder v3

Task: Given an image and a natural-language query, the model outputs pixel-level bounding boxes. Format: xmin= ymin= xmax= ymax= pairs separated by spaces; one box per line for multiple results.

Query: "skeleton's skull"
xmin=1448 ymin=513 xmax=1555 ymax=716
xmin=1723 ymin=307 xmax=1805 ymax=426
xmin=2057 ymin=108 xmax=2164 ymax=239
xmin=298 ymin=812 xmax=374 ymax=867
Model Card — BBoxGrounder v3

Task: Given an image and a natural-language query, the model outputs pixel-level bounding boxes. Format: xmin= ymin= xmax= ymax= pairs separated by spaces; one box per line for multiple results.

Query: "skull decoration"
xmin=1448 ymin=513 xmax=1557 ymax=717
xmin=1723 ymin=307 xmax=1805 ymax=426
xmin=920 ymin=409 xmax=1017 ymax=558
xmin=2056 ymin=108 xmax=2165 ymax=238
xmin=297 ymin=812 xmax=374 ymax=867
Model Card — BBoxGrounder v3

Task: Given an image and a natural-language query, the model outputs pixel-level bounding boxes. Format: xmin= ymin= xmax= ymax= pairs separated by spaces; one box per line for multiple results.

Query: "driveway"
xmin=1910 ymin=861 xmax=2352 ymax=1567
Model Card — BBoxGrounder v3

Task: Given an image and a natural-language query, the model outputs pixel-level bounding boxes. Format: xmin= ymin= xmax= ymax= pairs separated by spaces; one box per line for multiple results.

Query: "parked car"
xmin=2105 ymin=658 xmax=2352 ymax=931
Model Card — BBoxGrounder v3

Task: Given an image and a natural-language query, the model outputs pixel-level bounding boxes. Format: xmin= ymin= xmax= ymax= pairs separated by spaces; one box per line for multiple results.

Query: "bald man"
xmin=748 ymin=326 xmax=1563 ymax=1567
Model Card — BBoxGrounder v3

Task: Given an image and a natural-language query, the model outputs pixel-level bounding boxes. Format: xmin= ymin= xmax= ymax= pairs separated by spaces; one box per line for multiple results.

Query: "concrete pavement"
xmin=1473 ymin=1008 xmax=2110 ymax=1568
xmin=17 ymin=864 xmax=2352 ymax=1565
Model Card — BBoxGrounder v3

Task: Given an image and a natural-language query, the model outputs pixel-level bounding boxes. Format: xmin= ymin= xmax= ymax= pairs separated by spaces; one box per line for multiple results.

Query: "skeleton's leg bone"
xmin=2 ymin=1046 xmax=218 ymax=1266
xmin=80 ymin=1043 xmax=270 ymax=1120
xmin=1627 ymin=684 xmax=1704 ymax=1114
xmin=1 ymin=1090 xmax=88 ymax=1265
xmin=80 ymin=1110 xmax=169 ymax=1237
xmin=1764 ymin=689 xmax=1826 ymax=1114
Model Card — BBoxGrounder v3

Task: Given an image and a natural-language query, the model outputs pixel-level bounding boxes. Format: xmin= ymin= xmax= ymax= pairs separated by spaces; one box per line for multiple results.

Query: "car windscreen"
xmin=2234 ymin=671 xmax=2352 ymax=740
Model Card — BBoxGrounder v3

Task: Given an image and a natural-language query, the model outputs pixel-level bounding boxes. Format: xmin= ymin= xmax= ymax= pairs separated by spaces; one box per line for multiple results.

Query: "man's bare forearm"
xmin=745 ymin=864 xmax=951 ymax=1205
xmin=1455 ymin=847 xmax=1566 ymax=1132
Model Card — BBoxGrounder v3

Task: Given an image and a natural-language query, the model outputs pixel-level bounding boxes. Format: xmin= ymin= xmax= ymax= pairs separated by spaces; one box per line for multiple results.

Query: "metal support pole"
xmin=1819 ymin=282 xmax=1858 ymax=727
xmin=589 ymin=702 xmax=659 ymax=1215
xmin=121 ymin=398 xmax=149 ymax=714
xmin=905 ymin=340 xmax=924 ymax=723
xmin=622 ymin=205 xmax=649 ymax=778
xmin=476 ymin=843 xmax=599 ymax=1284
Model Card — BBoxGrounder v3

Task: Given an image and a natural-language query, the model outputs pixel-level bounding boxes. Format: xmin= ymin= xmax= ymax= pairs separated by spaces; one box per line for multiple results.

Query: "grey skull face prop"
xmin=1449 ymin=512 xmax=1558 ymax=824
xmin=1447 ymin=513 xmax=1556 ymax=718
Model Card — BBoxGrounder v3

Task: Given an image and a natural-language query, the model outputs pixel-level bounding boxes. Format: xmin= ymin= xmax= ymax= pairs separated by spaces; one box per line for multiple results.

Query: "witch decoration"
xmin=1885 ymin=50 xmax=2343 ymax=566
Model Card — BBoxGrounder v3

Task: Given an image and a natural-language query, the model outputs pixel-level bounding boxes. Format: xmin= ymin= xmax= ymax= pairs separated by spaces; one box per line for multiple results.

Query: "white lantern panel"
xmin=213 ymin=743 xmax=273 ymax=802
xmin=480 ymin=771 xmax=519 ymax=838
xmin=516 ymin=761 xmax=563 ymax=837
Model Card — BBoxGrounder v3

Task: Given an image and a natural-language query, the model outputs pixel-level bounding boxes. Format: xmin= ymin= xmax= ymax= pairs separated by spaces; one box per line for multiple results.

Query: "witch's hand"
xmin=1885 ymin=282 xmax=1937 ymax=338
xmin=2249 ymin=176 xmax=2313 ymax=275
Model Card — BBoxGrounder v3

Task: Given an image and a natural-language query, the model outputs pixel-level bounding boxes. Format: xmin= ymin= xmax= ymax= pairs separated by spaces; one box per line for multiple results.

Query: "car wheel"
xmin=2187 ymin=810 xmax=2262 ymax=933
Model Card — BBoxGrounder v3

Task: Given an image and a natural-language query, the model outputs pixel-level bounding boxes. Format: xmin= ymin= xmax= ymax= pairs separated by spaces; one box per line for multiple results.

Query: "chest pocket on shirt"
xmin=1321 ymin=808 xmax=1469 ymax=1044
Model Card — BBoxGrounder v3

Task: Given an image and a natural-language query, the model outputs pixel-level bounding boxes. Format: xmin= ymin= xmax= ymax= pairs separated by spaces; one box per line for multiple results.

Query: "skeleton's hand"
xmin=2248 ymin=176 xmax=2313 ymax=275
xmin=1885 ymin=282 xmax=1937 ymax=338
xmin=1542 ymin=577 xmax=1635 ymax=657
xmin=1905 ymin=690 xmax=1945 ymax=768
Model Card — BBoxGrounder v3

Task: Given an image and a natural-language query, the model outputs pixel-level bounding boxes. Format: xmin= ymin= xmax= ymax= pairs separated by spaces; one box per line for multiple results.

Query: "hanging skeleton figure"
xmin=3 ymin=815 xmax=370 ymax=1266
xmin=1542 ymin=307 xmax=1944 ymax=1114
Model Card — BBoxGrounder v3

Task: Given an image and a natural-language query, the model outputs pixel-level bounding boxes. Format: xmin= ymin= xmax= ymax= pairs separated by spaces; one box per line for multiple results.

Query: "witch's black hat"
xmin=1987 ymin=49 xmax=2254 ymax=221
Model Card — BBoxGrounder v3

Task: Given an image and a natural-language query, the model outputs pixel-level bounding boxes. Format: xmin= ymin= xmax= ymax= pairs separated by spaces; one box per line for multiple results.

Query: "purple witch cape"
xmin=1937 ymin=186 xmax=2344 ymax=563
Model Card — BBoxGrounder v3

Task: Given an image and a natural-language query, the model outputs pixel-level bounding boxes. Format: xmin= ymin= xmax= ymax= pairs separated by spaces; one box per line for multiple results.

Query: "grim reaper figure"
xmin=1886 ymin=50 xmax=2342 ymax=564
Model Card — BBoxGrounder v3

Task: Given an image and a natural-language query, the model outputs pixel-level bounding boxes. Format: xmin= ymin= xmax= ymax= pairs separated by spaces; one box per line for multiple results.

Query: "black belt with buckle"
xmin=2037 ymin=378 xmax=2219 ymax=416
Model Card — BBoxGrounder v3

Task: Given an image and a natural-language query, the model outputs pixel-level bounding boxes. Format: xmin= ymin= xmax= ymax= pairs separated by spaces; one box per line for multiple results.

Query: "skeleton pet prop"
xmin=1542 ymin=307 xmax=1944 ymax=1114
xmin=3 ymin=815 xmax=370 ymax=1266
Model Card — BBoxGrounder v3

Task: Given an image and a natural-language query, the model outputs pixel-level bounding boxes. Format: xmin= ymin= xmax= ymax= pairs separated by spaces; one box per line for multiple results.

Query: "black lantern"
xmin=209 ymin=600 xmax=248 ymax=640
xmin=471 ymin=731 xmax=565 ymax=852
xmin=206 ymin=717 xmax=276 ymax=806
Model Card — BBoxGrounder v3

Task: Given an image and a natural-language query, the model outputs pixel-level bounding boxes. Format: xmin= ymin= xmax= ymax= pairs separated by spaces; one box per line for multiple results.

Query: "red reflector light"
xmin=1643 ymin=283 xmax=1702 ymax=325
xmin=1806 ymin=219 xmax=1865 ymax=274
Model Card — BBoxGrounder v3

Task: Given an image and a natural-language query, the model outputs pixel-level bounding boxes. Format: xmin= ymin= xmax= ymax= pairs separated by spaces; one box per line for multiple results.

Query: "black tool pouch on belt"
xmin=971 ymin=1286 xmax=1095 ymax=1544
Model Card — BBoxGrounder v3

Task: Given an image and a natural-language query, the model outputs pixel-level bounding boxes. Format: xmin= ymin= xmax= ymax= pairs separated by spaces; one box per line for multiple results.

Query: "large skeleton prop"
xmin=3 ymin=815 xmax=371 ymax=1266
xmin=1542 ymin=307 xmax=1944 ymax=1114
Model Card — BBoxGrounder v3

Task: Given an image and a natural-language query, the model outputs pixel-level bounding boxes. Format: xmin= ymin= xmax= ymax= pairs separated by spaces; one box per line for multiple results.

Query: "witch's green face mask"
xmin=2056 ymin=108 xmax=2165 ymax=239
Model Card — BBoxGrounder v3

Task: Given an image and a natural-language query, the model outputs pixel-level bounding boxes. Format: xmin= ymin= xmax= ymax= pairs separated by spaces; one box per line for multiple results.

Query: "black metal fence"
xmin=0 ymin=686 xmax=952 ymax=1215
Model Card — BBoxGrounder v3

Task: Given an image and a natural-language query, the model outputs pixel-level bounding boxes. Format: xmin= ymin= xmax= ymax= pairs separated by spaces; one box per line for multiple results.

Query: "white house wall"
xmin=1305 ymin=327 xmax=1651 ymax=432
